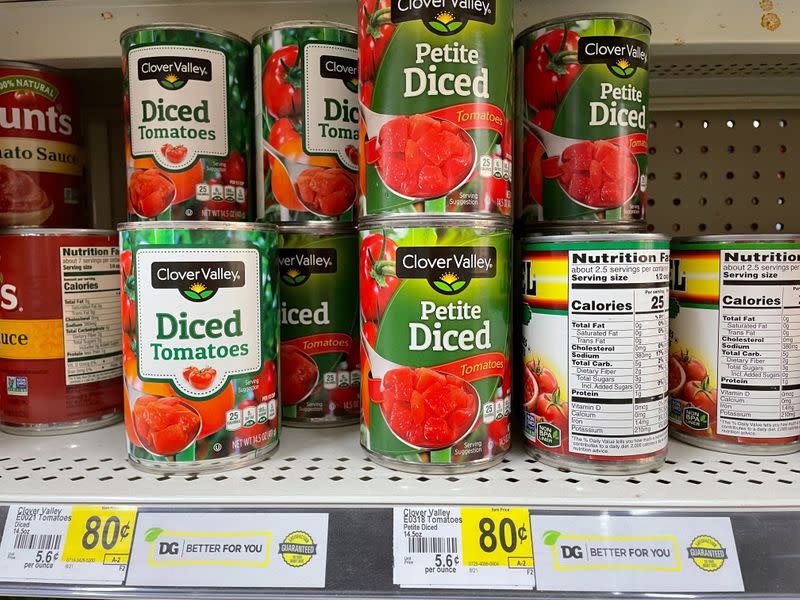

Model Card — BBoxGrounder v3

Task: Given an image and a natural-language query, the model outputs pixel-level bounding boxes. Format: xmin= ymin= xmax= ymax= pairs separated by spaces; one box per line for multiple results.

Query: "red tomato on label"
xmin=684 ymin=376 xmax=717 ymax=418
xmin=362 ymin=321 xmax=379 ymax=347
xmin=183 ymin=367 xmax=217 ymax=390
xmin=221 ymin=151 xmax=246 ymax=186
xmin=487 ymin=416 xmax=510 ymax=450
xmin=359 ymin=0 xmax=394 ymax=82
xmin=267 ymin=118 xmax=301 ymax=168
xmin=532 ymin=109 xmax=555 ymax=132
xmin=525 ymin=28 xmax=582 ymax=110
xmin=676 ymin=350 xmax=708 ymax=383
xmin=264 ymin=45 xmax=302 ymax=118
xmin=360 ymin=234 xmax=400 ymax=322
xmin=527 ymin=358 xmax=558 ymax=394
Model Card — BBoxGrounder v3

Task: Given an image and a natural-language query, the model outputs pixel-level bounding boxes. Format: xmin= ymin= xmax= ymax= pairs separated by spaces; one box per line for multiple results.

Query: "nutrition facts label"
xmin=567 ymin=248 xmax=670 ymax=457
xmin=59 ymin=246 xmax=122 ymax=386
xmin=717 ymin=250 xmax=800 ymax=438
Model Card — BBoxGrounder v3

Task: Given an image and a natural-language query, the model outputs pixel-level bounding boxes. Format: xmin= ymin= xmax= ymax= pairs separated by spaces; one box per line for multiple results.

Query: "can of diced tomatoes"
xmin=358 ymin=0 xmax=513 ymax=217
xmin=119 ymin=221 xmax=279 ymax=473
xmin=521 ymin=233 xmax=670 ymax=474
xmin=360 ymin=215 xmax=512 ymax=473
xmin=515 ymin=14 xmax=651 ymax=224
xmin=279 ymin=222 xmax=359 ymax=426
xmin=121 ymin=24 xmax=254 ymax=222
xmin=0 ymin=229 xmax=121 ymax=434
xmin=669 ymin=235 xmax=800 ymax=455
xmin=254 ymin=22 xmax=359 ymax=223
xmin=0 ymin=61 xmax=87 ymax=227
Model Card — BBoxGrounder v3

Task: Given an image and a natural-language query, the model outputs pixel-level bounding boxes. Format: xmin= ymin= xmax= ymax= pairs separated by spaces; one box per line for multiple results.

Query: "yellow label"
xmin=523 ymin=253 xmax=568 ymax=307
xmin=461 ymin=507 xmax=534 ymax=568
xmin=0 ymin=318 xmax=63 ymax=359
xmin=0 ymin=137 xmax=84 ymax=175
xmin=671 ymin=250 xmax=720 ymax=303
xmin=62 ymin=505 xmax=137 ymax=565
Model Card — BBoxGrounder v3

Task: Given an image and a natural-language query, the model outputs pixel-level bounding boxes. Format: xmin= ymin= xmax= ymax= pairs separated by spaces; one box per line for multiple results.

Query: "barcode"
xmin=13 ymin=533 xmax=62 ymax=550
xmin=407 ymin=536 xmax=458 ymax=553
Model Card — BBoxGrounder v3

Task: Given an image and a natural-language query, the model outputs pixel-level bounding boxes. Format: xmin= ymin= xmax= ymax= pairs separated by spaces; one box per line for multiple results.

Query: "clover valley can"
xmin=0 ymin=61 xmax=87 ymax=227
xmin=121 ymin=24 xmax=254 ymax=222
xmin=279 ymin=223 xmax=359 ymax=426
xmin=358 ymin=0 xmax=513 ymax=217
xmin=360 ymin=215 xmax=512 ymax=472
xmin=254 ymin=22 xmax=359 ymax=222
xmin=0 ymin=229 xmax=121 ymax=434
xmin=521 ymin=233 xmax=670 ymax=474
xmin=516 ymin=14 xmax=651 ymax=224
xmin=119 ymin=221 xmax=279 ymax=473
xmin=669 ymin=236 xmax=800 ymax=454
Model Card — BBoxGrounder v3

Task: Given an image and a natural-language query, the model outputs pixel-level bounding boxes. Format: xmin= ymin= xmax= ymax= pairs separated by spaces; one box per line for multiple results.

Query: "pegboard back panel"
xmin=646 ymin=109 xmax=796 ymax=235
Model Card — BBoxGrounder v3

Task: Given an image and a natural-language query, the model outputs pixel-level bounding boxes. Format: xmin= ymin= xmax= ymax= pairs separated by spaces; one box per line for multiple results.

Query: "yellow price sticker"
xmin=460 ymin=507 xmax=534 ymax=569
xmin=62 ymin=505 xmax=137 ymax=565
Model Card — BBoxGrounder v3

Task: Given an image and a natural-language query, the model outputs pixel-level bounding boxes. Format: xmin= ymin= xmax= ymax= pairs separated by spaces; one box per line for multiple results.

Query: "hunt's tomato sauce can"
xmin=358 ymin=0 xmax=513 ymax=217
xmin=0 ymin=229 xmax=121 ymax=434
xmin=516 ymin=14 xmax=651 ymax=224
xmin=121 ymin=24 xmax=254 ymax=222
xmin=669 ymin=235 xmax=800 ymax=455
xmin=360 ymin=215 xmax=512 ymax=473
xmin=119 ymin=221 xmax=279 ymax=473
xmin=279 ymin=223 xmax=359 ymax=425
xmin=254 ymin=22 xmax=359 ymax=222
xmin=0 ymin=61 xmax=87 ymax=227
xmin=521 ymin=233 xmax=670 ymax=474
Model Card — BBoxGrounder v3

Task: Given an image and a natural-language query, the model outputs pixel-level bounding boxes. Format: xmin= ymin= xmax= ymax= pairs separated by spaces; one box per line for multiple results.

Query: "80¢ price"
xmin=62 ymin=506 xmax=137 ymax=566
xmin=461 ymin=508 xmax=534 ymax=568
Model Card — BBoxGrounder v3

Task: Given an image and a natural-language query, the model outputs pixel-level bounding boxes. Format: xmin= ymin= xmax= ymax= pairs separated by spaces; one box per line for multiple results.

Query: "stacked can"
xmin=515 ymin=14 xmax=667 ymax=474
xmin=358 ymin=0 xmax=514 ymax=473
xmin=254 ymin=22 xmax=361 ymax=428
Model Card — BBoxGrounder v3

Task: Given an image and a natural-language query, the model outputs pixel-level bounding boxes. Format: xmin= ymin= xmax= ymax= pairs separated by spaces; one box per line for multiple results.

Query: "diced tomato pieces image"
xmin=296 ymin=167 xmax=356 ymax=216
xmin=132 ymin=395 xmax=202 ymax=456
xmin=128 ymin=169 xmax=175 ymax=218
xmin=557 ymin=139 xmax=638 ymax=209
xmin=376 ymin=366 xmax=478 ymax=449
xmin=280 ymin=345 xmax=319 ymax=406
xmin=377 ymin=115 xmax=474 ymax=199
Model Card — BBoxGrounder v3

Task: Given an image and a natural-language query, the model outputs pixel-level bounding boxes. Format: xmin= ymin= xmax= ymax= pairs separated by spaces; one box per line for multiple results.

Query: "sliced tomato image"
xmin=377 ymin=114 xmax=474 ymax=199
xmin=280 ymin=345 xmax=318 ymax=406
xmin=264 ymin=45 xmax=302 ymax=119
xmin=128 ymin=169 xmax=175 ymax=217
xmin=377 ymin=366 xmax=478 ymax=449
xmin=0 ymin=164 xmax=53 ymax=225
xmin=557 ymin=140 xmax=638 ymax=208
xmin=132 ymin=395 xmax=202 ymax=456
xmin=296 ymin=167 xmax=356 ymax=216
xmin=524 ymin=27 xmax=582 ymax=111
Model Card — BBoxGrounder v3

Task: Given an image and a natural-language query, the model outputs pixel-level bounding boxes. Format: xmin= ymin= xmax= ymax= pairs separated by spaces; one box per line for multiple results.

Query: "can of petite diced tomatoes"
xmin=0 ymin=229 xmax=121 ymax=434
xmin=279 ymin=223 xmax=360 ymax=426
xmin=254 ymin=22 xmax=359 ymax=223
xmin=121 ymin=24 xmax=254 ymax=222
xmin=119 ymin=221 xmax=279 ymax=473
xmin=515 ymin=14 xmax=651 ymax=224
xmin=358 ymin=0 xmax=513 ymax=217
xmin=520 ymin=233 xmax=670 ymax=474
xmin=360 ymin=215 xmax=512 ymax=472
xmin=669 ymin=235 xmax=800 ymax=455
xmin=0 ymin=61 xmax=87 ymax=227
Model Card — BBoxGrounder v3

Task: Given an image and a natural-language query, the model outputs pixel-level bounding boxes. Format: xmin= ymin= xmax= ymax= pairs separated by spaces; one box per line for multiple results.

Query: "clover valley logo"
xmin=391 ymin=0 xmax=495 ymax=35
xmin=396 ymin=246 xmax=495 ymax=294
xmin=137 ymin=56 xmax=213 ymax=90
xmin=578 ymin=37 xmax=649 ymax=78
xmin=150 ymin=261 xmax=246 ymax=302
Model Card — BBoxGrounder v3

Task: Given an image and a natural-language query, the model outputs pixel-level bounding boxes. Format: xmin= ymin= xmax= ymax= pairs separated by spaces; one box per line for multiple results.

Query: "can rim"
xmin=118 ymin=220 xmax=277 ymax=232
xmin=358 ymin=214 xmax=512 ymax=230
xmin=252 ymin=20 xmax=356 ymax=41
xmin=521 ymin=232 xmax=669 ymax=244
xmin=279 ymin=221 xmax=356 ymax=234
xmin=516 ymin=13 xmax=652 ymax=42
xmin=521 ymin=222 xmax=647 ymax=233
xmin=120 ymin=23 xmax=250 ymax=47
xmin=673 ymin=234 xmax=800 ymax=244
xmin=0 ymin=60 xmax=66 ymax=76
xmin=0 ymin=228 xmax=117 ymax=237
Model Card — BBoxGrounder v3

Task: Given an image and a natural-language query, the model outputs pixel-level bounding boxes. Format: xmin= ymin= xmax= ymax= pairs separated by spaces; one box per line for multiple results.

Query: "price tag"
xmin=0 ymin=504 xmax=136 ymax=584
xmin=393 ymin=506 xmax=535 ymax=589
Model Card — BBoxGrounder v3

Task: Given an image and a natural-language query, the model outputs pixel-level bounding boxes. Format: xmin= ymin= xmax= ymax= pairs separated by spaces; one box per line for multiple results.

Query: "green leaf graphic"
xmin=184 ymin=290 xmax=201 ymax=300
xmin=428 ymin=20 xmax=448 ymax=32
xmin=542 ymin=530 xmax=561 ymax=546
xmin=172 ymin=80 xmax=186 ymax=89
xmin=199 ymin=289 xmax=214 ymax=299
xmin=610 ymin=65 xmax=625 ymax=77
xmin=447 ymin=21 xmax=462 ymax=31
xmin=344 ymin=80 xmax=358 ymax=93
xmin=144 ymin=528 xmax=163 ymax=542
xmin=160 ymin=79 xmax=175 ymax=89
xmin=433 ymin=280 xmax=451 ymax=292
xmin=295 ymin=274 xmax=308 ymax=284
xmin=451 ymin=280 xmax=466 ymax=292
xmin=624 ymin=66 xmax=635 ymax=76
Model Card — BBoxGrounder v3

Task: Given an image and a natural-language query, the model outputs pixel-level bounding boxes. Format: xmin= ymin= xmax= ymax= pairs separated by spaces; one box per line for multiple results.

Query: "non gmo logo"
xmin=137 ymin=56 xmax=212 ymax=90
xmin=278 ymin=249 xmax=337 ymax=286
xmin=396 ymin=246 xmax=495 ymax=294
xmin=391 ymin=0 xmax=495 ymax=35
xmin=151 ymin=260 xmax=246 ymax=302
xmin=319 ymin=55 xmax=359 ymax=93
xmin=578 ymin=37 xmax=649 ymax=78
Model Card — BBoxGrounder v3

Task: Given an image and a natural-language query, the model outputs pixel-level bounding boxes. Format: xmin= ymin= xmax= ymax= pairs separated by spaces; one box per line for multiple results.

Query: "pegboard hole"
xmin=649 ymin=120 xmax=657 ymax=129
xmin=647 ymin=197 xmax=655 ymax=206
xmin=753 ymin=145 xmax=761 ymax=153
xmin=726 ymin=145 xmax=734 ymax=153
xmin=648 ymin=147 xmax=656 ymax=155
xmin=674 ymin=119 xmax=683 ymax=128
xmin=776 ymin=222 xmax=784 ymax=231
xmin=698 ymin=223 xmax=707 ymax=232
xmin=700 ymin=145 xmax=709 ymax=153
xmin=672 ymin=198 xmax=681 ymax=206
xmin=673 ymin=146 xmax=682 ymax=154
xmin=752 ymin=119 xmax=761 ymax=128
xmin=750 ymin=223 xmax=759 ymax=231
xmin=724 ymin=223 xmax=733 ymax=231
xmin=673 ymin=172 xmax=682 ymax=181
xmin=777 ymin=197 xmax=785 ymax=205
xmin=699 ymin=171 xmax=708 ymax=180
xmin=699 ymin=197 xmax=708 ymax=206
xmin=724 ymin=197 xmax=734 ymax=206
xmin=753 ymin=171 xmax=761 ymax=180
xmin=779 ymin=144 xmax=787 ymax=153
xmin=778 ymin=119 xmax=787 ymax=128
xmin=726 ymin=119 xmax=735 ymax=128
xmin=725 ymin=171 xmax=735 ymax=180
xmin=671 ymin=223 xmax=681 ymax=232
xmin=751 ymin=197 xmax=760 ymax=205
xmin=646 ymin=223 xmax=655 ymax=232
xmin=702 ymin=120 xmax=709 ymax=129
xmin=648 ymin=172 xmax=656 ymax=181
xmin=777 ymin=171 xmax=786 ymax=179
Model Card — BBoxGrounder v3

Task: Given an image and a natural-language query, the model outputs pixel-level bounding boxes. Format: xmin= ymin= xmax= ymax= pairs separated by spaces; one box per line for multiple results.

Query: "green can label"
xmin=279 ymin=229 xmax=360 ymax=423
xmin=358 ymin=0 xmax=513 ymax=217
xmin=120 ymin=225 xmax=279 ymax=470
xmin=516 ymin=15 xmax=651 ymax=223
xmin=122 ymin=27 xmax=254 ymax=222
xmin=254 ymin=24 xmax=359 ymax=222
xmin=360 ymin=223 xmax=512 ymax=466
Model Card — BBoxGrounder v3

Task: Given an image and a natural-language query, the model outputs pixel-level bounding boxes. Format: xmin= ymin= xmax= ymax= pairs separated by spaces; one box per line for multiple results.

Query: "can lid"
xmin=0 ymin=60 xmax=66 ymax=76
xmin=120 ymin=23 xmax=250 ymax=47
xmin=522 ymin=231 xmax=669 ymax=244
xmin=358 ymin=213 xmax=512 ymax=230
xmin=118 ymin=220 xmax=277 ymax=232
xmin=278 ymin=221 xmax=356 ymax=234
xmin=0 ymin=227 xmax=117 ymax=237
xmin=521 ymin=221 xmax=648 ymax=235
xmin=252 ymin=20 xmax=356 ymax=42
xmin=672 ymin=234 xmax=800 ymax=244
xmin=516 ymin=13 xmax=652 ymax=43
